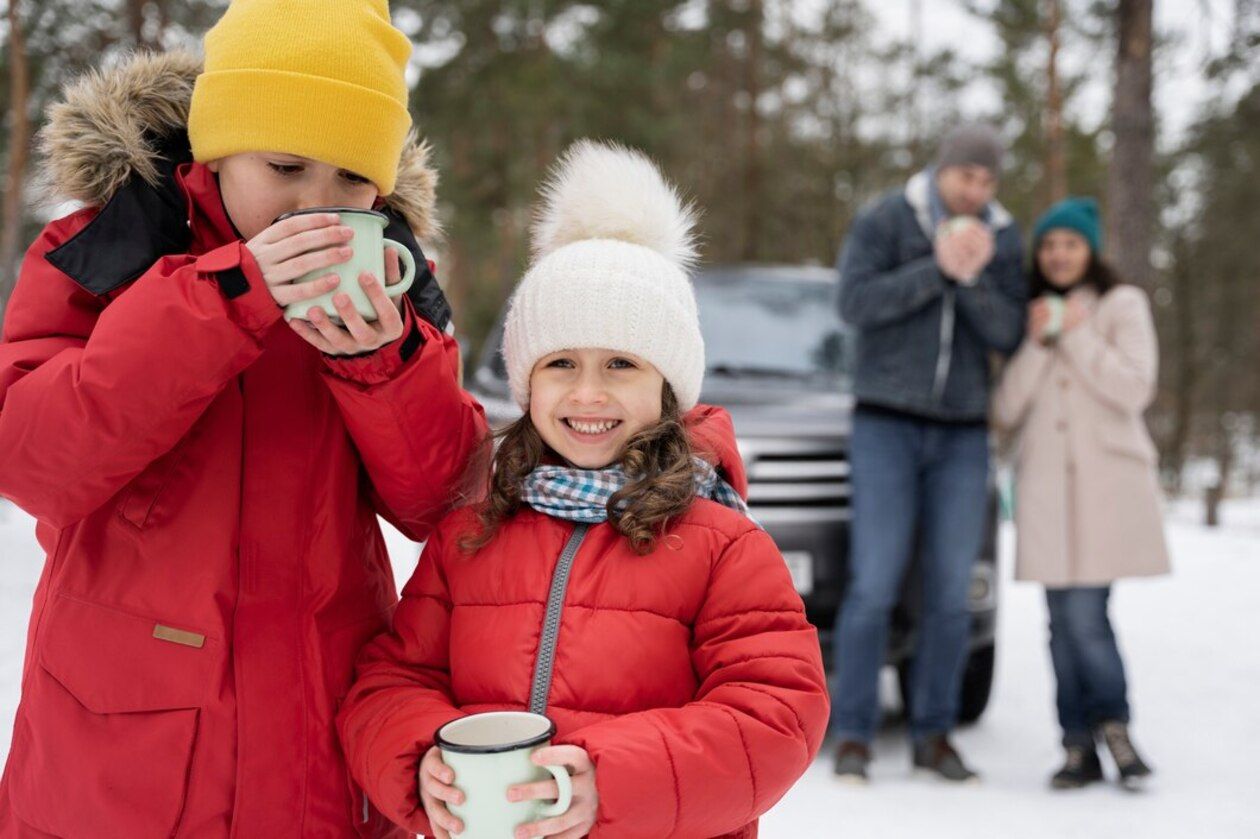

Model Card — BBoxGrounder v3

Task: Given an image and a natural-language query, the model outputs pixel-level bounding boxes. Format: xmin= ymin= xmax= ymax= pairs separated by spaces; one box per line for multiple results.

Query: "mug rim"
xmin=272 ymin=206 xmax=388 ymax=224
xmin=434 ymin=712 xmax=557 ymax=755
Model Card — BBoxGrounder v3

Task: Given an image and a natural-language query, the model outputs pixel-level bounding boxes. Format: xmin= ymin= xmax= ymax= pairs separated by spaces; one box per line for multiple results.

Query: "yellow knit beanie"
xmin=188 ymin=0 xmax=413 ymax=195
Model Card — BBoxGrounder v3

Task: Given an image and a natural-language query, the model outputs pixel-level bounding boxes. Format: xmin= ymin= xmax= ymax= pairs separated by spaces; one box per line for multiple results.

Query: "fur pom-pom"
xmin=531 ymin=140 xmax=698 ymax=267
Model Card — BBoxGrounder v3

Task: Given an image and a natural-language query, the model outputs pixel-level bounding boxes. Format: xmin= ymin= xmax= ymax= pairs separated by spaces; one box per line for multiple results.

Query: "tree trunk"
xmin=445 ymin=126 xmax=472 ymax=342
xmin=1205 ymin=425 xmax=1234 ymax=528
xmin=128 ymin=0 xmax=153 ymax=48
xmin=0 ymin=0 xmax=33 ymax=325
xmin=1044 ymin=0 xmax=1067 ymax=206
xmin=1106 ymin=0 xmax=1155 ymax=288
xmin=907 ymin=0 xmax=925 ymax=163
xmin=1165 ymin=233 xmax=1196 ymax=493
xmin=740 ymin=0 xmax=764 ymax=261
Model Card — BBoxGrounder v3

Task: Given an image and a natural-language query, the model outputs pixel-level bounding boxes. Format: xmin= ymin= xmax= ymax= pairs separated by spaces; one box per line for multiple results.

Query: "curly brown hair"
xmin=458 ymin=385 xmax=696 ymax=555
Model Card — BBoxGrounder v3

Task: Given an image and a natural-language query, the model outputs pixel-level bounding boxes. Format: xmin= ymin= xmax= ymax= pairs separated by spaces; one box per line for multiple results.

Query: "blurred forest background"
xmin=0 ymin=0 xmax=1257 ymax=505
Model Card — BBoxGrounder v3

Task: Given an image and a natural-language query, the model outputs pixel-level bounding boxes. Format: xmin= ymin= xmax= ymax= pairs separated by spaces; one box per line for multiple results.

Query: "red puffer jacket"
xmin=0 ymin=53 xmax=486 ymax=838
xmin=338 ymin=496 xmax=829 ymax=838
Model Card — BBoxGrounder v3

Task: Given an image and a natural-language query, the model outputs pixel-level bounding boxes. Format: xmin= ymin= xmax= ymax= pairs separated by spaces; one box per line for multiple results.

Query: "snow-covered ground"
xmin=1 ymin=498 xmax=1257 ymax=837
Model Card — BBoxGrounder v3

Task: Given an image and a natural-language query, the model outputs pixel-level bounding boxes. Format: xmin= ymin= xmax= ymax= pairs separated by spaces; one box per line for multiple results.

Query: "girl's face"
xmin=529 ymin=348 xmax=666 ymax=469
xmin=1037 ymin=229 xmax=1092 ymax=291
xmin=207 ymin=152 xmax=379 ymax=240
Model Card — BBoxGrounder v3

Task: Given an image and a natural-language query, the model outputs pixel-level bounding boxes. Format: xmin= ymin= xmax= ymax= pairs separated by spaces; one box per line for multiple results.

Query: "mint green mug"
xmin=274 ymin=207 xmax=416 ymax=323
xmin=1043 ymin=294 xmax=1066 ymax=341
xmin=435 ymin=712 xmax=573 ymax=839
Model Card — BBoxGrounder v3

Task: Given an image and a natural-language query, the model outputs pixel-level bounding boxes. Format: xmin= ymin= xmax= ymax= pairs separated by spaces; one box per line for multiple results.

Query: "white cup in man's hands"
xmin=935 ymin=216 xmax=993 ymax=285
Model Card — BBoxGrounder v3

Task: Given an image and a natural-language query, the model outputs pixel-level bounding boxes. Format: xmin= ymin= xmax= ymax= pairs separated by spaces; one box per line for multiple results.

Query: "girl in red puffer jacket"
xmin=338 ymin=141 xmax=829 ymax=839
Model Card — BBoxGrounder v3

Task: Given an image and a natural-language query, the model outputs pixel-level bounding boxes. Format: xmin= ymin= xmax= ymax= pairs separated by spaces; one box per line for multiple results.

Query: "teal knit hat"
xmin=1034 ymin=197 xmax=1102 ymax=254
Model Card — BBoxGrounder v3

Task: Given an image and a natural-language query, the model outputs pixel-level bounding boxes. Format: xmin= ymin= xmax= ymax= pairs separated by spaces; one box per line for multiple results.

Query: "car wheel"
xmin=957 ymin=643 xmax=995 ymax=724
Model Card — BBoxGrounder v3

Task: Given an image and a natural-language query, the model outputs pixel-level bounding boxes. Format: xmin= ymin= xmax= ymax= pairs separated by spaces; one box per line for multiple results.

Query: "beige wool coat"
xmin=992 ymin=285 xmax=1172 ymax=586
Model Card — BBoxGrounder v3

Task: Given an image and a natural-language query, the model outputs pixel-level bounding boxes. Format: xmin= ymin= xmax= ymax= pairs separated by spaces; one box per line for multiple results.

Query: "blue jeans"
xmin=830 ymin=408 xmax=989 ymax=743
xmin=1046 ymin=586 xmax=1130 ymax=747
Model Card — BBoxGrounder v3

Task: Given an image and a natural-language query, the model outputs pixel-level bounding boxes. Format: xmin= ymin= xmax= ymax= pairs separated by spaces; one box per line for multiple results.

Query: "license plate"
xmin=782 ymin=551 xmax=814 ymax=595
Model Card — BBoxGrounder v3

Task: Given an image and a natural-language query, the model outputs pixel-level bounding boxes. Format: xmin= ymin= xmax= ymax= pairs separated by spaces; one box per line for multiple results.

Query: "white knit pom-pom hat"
xmin=502 ymin=140 xmax=705 ymax=411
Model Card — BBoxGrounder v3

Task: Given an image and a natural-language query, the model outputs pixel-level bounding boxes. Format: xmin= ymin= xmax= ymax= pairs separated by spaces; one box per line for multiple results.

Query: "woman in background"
xmin=992 ymin=197 xmax=1170 ymax=791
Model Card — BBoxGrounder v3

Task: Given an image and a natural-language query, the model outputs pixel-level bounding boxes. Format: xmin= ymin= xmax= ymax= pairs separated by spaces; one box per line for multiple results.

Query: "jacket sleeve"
xmin=990 ymin=338 xmax=1055 ymax=432
xmin=0 ymin=212 xmax=284 ymax=528
xmin=1057 ymin=286 xmax=1158 ymax=415
xmin=337 ymin=524 xmax=463 ymax=837
xmin=953 ymin=226 xmax=1028 ymax=355
xmin=683 ymin=404 xmax=748 ymax=499
xmin=321 ymin=303 xmax=488 ymax=542
xmin=559 ymin=526 xmax=830 ymax=839
xmin=837 ymin=206 xmax=946 ymax=329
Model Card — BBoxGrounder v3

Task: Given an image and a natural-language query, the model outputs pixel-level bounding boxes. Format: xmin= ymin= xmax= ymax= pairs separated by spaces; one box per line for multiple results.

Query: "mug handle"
xmin=537 ymin=763 xmax=573 ymax=818
xmin=381 ymin=239 xmax=417 ymax=299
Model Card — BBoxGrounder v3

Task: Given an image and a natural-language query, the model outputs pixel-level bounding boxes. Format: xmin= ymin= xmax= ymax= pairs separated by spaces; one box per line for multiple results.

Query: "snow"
xmin=1 ymin=497 xmax=1257 ymax=837
xmin=762 ymin=497 xmax=1260 ymax=838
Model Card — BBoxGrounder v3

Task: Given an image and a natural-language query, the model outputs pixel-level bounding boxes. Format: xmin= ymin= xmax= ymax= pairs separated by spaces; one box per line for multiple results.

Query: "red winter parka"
xmin=0 ymin=53 xmax=485 ymax=838
xmin=338 ymin=493 xmax=830 ymax=837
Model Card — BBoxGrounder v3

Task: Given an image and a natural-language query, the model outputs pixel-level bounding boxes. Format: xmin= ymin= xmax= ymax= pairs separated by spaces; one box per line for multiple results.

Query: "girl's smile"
xmin=562 ymin=416 xmax=623 ymax=440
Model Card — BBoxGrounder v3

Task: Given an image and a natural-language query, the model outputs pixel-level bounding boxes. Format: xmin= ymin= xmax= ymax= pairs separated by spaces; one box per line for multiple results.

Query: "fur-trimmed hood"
xmin=36 ymin=49 xmax=439 ymax=241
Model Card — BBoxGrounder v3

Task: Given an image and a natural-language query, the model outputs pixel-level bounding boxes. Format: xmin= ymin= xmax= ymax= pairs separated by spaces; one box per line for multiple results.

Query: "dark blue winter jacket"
xmin=837 ymin=170 xmax=1027 ymax=422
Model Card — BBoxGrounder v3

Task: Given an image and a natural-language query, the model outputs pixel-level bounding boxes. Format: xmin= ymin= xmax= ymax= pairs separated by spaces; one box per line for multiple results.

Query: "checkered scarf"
xmin=520 ymin=457 xmax=750 ymax=524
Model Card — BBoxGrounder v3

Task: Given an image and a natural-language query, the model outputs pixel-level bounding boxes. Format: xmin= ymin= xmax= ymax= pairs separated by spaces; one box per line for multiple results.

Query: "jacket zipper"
xmin=528 ymin=523 xmax=590 ymax=714
xmin=931 ymin=286 xmax=956 ymax=403
xmin=908 ymin=176 xmax=956 ymax=406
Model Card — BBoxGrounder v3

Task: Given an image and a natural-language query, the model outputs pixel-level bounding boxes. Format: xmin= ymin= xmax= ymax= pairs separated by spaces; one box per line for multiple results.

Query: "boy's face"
xmin=529 ymin=348 xmax=665 ymax=470
xmin=207 ymin=152 xmax=379 ymax=240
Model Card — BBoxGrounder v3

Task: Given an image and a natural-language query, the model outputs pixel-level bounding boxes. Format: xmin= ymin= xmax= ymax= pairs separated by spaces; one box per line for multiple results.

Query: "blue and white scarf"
xmin=520 ymin=457 xmax=751 ymax=524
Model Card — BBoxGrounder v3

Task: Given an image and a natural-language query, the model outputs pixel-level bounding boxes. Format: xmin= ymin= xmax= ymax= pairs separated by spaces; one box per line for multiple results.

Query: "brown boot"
xmin=832 ymin=740 xmax=871 ymax=784
xmin=912 ymin=734 xmax=979 ymax=783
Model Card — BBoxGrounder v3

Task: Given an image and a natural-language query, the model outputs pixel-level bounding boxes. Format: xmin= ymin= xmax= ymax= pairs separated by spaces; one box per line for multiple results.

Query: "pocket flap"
xmin=1096 ymin=425 xmax=1157 ymax=464
xmin=38 ymin=594 xmax=216 ymax=714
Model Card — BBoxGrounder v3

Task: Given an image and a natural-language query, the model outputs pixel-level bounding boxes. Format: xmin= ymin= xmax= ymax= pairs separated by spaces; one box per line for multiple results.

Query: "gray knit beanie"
xmin=936 ymin=123 xmax=1005 ymax=175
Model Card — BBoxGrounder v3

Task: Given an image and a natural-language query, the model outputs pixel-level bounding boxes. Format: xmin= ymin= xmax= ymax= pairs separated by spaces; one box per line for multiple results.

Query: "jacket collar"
xmin=44 ymin=133 xmax=242 ymax=297
xmin=177 ymin=161 xmax=242 ymax=251
xmin=904 ymin=169 xmax=1014 ymax=239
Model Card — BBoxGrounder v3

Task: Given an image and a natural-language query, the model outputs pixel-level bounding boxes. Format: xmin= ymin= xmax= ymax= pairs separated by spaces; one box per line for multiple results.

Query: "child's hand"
xmin=287 ymin=246 xmax=408 ymax=355
xmin=418 ymin=745 xmax=465 ymax=839
xmin=509 ymin=745 xmax=598 ymax=839
xmin=245 ymin=212 xmax=354 ymax=309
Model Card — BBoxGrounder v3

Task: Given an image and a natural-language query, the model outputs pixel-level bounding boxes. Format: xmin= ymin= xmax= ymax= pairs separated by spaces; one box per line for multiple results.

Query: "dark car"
xmin=466 ymin=264 xmax=999 ymax=723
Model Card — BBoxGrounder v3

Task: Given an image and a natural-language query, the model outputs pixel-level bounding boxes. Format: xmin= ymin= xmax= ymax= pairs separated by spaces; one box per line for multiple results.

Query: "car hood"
xmin=701 ymin=379 xmax=853 ymax=439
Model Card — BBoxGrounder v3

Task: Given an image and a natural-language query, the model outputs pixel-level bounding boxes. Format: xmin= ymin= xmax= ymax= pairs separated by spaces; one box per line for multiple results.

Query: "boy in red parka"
xmin=338 ymin=141 xmax=830 ymax=839
xmin=0 ymin=3 xmax=488 ymax=836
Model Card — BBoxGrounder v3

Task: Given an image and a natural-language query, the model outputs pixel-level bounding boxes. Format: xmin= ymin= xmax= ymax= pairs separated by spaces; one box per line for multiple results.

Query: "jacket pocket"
xmin=8 ymin=593 xmax=216 ymax=837
xmin=1096 ymin=423 xmax=1157 ymax=464
xmin=116 ymin=442 xmax=189 ymax=530
xmin=344 ymin=764 xmax=400 ymax=839
xmin=339 ymin=708 xmax=405 ymax=839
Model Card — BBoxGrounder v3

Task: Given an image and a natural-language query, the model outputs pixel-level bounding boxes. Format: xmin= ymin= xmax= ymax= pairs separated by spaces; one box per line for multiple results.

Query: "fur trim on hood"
xmin=36 ymin=50 xmax=439 ymax=241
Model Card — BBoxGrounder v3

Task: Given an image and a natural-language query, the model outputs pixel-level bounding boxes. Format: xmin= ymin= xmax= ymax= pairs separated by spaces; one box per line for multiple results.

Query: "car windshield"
xmin=481 ymin=267 xmax=848 ymax=384
xmin=695 ymin=269 xmax=847 ymax=382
